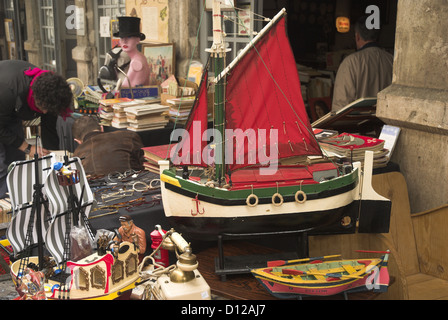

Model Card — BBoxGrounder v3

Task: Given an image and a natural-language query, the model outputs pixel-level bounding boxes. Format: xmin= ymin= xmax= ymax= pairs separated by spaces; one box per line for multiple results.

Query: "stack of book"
xmin=319 ymin=133 xmax=389 ymax=168
xmin=166 ymin=96 xmax=196 ymax=124
xmin=111 ymin=99 xmax=150 ymax=129
xmin=98 ymin=98 xmax=136 ymax=126
xmin=125 ymin=104 xmax=170 ymax=132
xmin=141 ymin=144 xmax=176 ymax=174
xmin=98 ymin=98 xmax=133 ymax=126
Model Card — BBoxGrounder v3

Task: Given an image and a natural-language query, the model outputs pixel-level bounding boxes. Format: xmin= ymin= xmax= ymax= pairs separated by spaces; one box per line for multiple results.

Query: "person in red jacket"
xmin=0 ymin=60 xmax=73 ymax=198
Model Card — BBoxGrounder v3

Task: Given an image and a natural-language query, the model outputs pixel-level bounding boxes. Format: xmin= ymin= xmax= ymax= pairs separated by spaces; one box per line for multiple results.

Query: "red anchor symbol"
xmin=191 ymin=194 xmax=205 ymax=216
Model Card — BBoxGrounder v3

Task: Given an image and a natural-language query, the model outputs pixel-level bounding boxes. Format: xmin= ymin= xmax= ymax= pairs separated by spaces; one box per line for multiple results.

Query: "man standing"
xmin=332 ymin=15 xmax=394 ymax=112
xmin=0 ymin=60 xmax=73 ymax=198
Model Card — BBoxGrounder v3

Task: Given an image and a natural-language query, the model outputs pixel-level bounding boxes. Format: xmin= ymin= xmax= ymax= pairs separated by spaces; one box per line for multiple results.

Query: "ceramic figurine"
xmin=114 ymin=215 xmax=147 ymax=258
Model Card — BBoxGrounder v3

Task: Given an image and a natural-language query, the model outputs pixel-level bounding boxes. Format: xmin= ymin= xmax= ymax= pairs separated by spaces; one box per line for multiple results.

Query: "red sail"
xmin=224 ymin=16 xmax=322 ymax=172
xmin=171 ymin=72 xmax=209 ymax=167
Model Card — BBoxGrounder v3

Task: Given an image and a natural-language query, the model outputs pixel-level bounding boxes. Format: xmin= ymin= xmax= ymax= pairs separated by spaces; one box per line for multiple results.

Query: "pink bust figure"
xmin=120 ymin=36 xmax=150 ymax=87
xmin=113 ymin=17 xmax=150 ymax=88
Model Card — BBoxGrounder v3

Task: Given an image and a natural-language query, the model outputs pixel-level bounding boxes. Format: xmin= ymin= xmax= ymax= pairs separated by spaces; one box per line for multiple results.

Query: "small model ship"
xmin=158 ymin=1 xmax=391 ymax=240
xmin=9 ymin=241 xmax=140 ymax=300
xmin=5 ymin=150 xmax=142 ymax=300
xmin=251 ymin=250 xmax=390 ymax=299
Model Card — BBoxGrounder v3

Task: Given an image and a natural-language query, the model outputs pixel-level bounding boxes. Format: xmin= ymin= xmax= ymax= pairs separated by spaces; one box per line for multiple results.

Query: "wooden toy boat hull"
xmin=251 ymin=252 xmax=390 ymax=299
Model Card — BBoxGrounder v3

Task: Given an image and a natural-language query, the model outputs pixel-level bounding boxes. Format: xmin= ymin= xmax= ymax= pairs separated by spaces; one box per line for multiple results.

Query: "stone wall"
xmin=377 ymin=0 xmax=448 ymax=213
xmin=168 ymin=0 xmax=200 ymax=78
xmin=71 ymin=0 xmax=98 ymax=85
xmin=23 ymin=0 xmax=41 ymax=67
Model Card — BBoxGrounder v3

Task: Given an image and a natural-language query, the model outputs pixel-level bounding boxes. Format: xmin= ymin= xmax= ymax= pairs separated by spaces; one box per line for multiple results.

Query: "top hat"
xmin=113 ymin=16 xmax=146 ymax=41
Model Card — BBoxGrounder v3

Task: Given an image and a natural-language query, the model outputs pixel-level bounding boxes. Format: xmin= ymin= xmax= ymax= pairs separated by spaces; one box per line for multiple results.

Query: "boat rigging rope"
xmin=165 ymin=4 xmax=208 ymax=161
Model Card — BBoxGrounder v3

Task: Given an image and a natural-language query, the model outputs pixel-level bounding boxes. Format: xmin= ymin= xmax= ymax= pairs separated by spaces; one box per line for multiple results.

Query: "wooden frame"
xmin=205 ymin=0 xmax=235 ymax=10
xmin=142 ymin=43 xmax=175 ymax=86
xmin=237 ymin=3 xmax=252 ymax=36
xmin=4 ymin=19 xmax=14 ymax=42
xmin=110 ymin=19 xmax=120 ymax=48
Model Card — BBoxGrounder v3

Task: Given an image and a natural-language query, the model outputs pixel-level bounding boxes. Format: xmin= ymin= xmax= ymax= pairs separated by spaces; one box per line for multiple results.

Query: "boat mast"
xmin=206 ymin=0 xmax=230 ymax=184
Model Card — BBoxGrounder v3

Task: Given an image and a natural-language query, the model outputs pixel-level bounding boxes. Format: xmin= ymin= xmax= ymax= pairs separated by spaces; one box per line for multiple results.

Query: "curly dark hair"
xmin=32 ymin=72 xmax=73 ymax=115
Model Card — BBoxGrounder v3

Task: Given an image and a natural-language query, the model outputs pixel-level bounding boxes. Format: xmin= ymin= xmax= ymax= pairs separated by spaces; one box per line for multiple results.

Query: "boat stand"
xmin=296 ymin=291 xmax=350 ymax=301
xmin=214 ymin=230 xmax=309 ymax=281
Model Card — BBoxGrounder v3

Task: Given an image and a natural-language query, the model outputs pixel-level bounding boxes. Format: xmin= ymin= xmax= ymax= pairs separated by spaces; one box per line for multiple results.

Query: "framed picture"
xmin=142 ymin=43 xmax=175 ymax=86
xmin=237 ymin=3 xmax=251 ymax=36
xmin=110 ymin=19 xmax=120 ymax=47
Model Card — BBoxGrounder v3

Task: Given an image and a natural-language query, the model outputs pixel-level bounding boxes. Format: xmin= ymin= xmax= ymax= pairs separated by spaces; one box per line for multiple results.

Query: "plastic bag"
xmin=70 ymin=226 xmax=93 ymax=261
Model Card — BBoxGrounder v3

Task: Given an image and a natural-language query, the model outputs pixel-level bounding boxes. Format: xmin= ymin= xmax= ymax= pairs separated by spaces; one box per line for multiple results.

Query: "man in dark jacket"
xmin=0 ymin=60 xmax=73 ymax=198
xmin=72 ymin=116 xmax=144 ymax=176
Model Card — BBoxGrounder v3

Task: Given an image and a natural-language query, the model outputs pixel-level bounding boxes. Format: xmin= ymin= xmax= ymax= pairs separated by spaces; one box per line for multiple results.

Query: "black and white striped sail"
xmin=44 ymin=157 xmax=93 ymax=217
xmin=6 ymin=155 xmax=54 ymax=256
xmin=6 ymin=155 xmax=54 ymax=213
xmin=43 ymin=157 xmax=94 ymax=264
xmin=6 ymin=155 xmax=94 ymax=265
xmin=6 ymin=203 xmax=51 ymax=257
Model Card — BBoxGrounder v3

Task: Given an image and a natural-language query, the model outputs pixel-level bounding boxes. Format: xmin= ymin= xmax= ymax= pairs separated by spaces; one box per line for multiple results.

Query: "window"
xmin=111 ymin=260 xmax=124 ymax=284
xmin=90 ymin=265 xmax=106 ymax=289
xmin=94 ymin=0 xmax=126 ymax=68
xmin=4 ymin=0 xmax=26 ymax=60
xmin=199 ymin=0 xmax=264 ymax=67
xmin=38 ymin=0 xmax=60 ymax=72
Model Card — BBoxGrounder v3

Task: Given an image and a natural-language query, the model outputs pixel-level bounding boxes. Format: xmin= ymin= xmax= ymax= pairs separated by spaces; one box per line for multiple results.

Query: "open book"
xmin=312 ymin=97 xmax=377 ymax=128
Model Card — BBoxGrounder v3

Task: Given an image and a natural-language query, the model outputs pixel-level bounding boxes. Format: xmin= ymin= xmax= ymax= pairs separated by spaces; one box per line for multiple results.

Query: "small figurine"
xmin=53 ymin=162 xmax=73 ymax=177
xmin=53 ymin=162 xmax=79 ymax=185
xmin=113 ymin=17 xmax=150 ymax=88
xmin=113 ymin=215 xmax=147 ymax=261
xmin=15 ymin=267 xmax=47 ymax=300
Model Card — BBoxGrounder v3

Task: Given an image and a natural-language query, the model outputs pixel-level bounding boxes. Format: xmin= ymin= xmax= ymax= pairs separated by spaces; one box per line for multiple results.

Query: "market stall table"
xmin=87 ymin=171 xmax=171 ymax=256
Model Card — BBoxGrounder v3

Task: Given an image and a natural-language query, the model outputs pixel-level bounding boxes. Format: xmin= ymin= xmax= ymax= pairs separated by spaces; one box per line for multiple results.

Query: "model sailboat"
xmin=159 ymin=2 xmax=391 ymax=240
xmin=6 ymin=152 xmax=141 ymax=300
xmin=251 ymin=250 xmax=390 ymax=299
